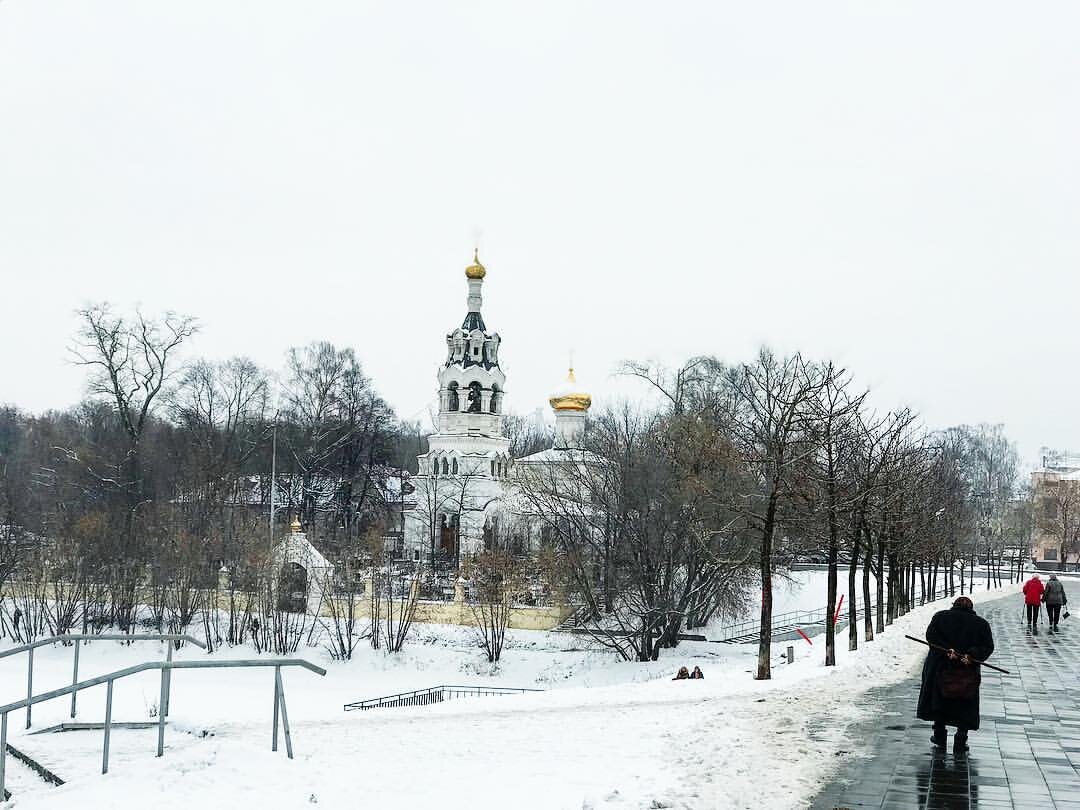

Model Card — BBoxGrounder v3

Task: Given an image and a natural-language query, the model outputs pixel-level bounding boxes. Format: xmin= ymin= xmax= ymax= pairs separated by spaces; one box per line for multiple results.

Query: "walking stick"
xmin=904 ymin=635 xmax=1011 ymax=674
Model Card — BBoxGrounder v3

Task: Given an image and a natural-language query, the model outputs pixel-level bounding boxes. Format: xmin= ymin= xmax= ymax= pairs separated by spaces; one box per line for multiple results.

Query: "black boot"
xmin=931 ymin=723 xmax=947 ymax=749
xmin=954 ymin=733 xmax=969 ymax=755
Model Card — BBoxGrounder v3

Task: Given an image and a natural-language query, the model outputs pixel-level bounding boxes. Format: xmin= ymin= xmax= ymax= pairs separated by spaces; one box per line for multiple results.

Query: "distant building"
xmin=1030 ymin=449 xmax=1080 ymax=570
xmin=272 ymin=515 xmax=333 ymax=613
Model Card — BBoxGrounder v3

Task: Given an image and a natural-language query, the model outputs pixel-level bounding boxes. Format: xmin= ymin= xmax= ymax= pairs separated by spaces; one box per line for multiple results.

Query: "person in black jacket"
xmin=1043 ymin=575 xmax=1068 ymax=632
xmin=916 ymin=596 xmax=995 ymax=755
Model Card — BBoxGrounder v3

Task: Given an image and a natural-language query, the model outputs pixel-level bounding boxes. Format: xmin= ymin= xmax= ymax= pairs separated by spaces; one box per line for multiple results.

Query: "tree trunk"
xmin=825 ymin=529 xmax=838 ymax=666
xmin=862 ymin=540 xmax=874 ymax=643
xmin=885 ymin=551 xmax=896 ymax=625
xmin=875 ymin=533 xmax=885 ymax=634
xmin=847 ymin=537 xmax=860 ymax=652
xmin=755 ymin=492 xmax=779 ymax=680
xmin=948 ymin=551 xmax=955 ymax=596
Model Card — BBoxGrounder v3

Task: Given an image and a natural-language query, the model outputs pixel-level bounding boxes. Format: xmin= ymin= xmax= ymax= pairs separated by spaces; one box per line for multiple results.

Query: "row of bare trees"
xmin=0 ymin=305 xmax=410 ymax=653
xmin=515 ymin=350 xmax=1024 ymax=677
xmin=1 ymin=306 xmax=1028 ymax=674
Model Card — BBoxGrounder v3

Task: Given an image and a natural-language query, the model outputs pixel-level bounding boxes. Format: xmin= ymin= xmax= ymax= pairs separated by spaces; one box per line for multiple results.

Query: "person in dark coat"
xmin=672 ymin=666 xmax=690 ymax=680
xmin=690 ymin=666 xmax=704 ymax=679
xmin=916 ymin=596 xmax=995 ymax=754
xmin=1043 ymin=575 xmax=1067 ymax=631
xmin=1023 ymin=574 xmax=1044 ymax=629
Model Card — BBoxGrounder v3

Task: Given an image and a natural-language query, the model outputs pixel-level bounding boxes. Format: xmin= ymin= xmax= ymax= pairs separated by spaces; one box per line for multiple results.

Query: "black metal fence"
xmin=343 ymin=684 xmax=542 ymax=712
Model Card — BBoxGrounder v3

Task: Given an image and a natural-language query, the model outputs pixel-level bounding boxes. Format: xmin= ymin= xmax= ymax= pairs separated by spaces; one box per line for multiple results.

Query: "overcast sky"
xmin=1 ymin=1 xmax=1077 ymax=465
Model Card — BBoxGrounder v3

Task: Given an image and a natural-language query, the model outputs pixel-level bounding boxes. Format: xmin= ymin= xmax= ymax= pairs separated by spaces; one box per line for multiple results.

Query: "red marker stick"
xmin=796 ymin=627 xmax=813 ymax=646
xmin=833 ymin=595 xmax=845 ymax=625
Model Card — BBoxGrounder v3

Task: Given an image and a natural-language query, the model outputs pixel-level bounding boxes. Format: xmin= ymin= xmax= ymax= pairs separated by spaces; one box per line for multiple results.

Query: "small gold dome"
xmin=549 ymin=367 xmax=592 ymax=412
xmin=290 ymin=515 xmax=302 ymax=533
xmin=465 ymin=248 xmax=486 ymax=279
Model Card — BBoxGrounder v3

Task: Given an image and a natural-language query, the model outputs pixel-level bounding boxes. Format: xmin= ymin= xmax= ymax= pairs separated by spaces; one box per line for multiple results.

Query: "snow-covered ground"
xmin=0 ymin=583 xmax=1028 ymax=810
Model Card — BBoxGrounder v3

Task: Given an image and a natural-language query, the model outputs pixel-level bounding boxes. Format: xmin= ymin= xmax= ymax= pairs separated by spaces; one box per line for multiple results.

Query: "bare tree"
xmin=70 ymin=305 xmax=197 ymax=628
xmin=730 ymin=349 xmax=824 ymax=680
xmin=468 ymin=545 xmax=524 ymax=664
xmin=380 ymin=565 xmax=419 ymax=652
xmin=503 ymin=411 xmax=553 ymax=459
xmin=805 ymin=362 xmax=865 ymax=666
xmin=318 ymin=526 xmax=381 ymax=660
xmin=516 ymin=394 xmax=755 ymax=663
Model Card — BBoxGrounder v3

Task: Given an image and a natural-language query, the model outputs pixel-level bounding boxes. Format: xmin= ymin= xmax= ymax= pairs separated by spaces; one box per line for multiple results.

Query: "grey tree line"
xmin=0 ymin=308 xmax=1026 ymax=675
xmin=514 ymin=351 xmax=1025 ymax=676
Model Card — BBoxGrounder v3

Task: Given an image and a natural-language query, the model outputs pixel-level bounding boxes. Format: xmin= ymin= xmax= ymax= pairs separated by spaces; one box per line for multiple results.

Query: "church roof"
xmin=461 ymin=311 xmax=487 ymax=332
xmin=515 ymin=447 xmax=605 ymax=466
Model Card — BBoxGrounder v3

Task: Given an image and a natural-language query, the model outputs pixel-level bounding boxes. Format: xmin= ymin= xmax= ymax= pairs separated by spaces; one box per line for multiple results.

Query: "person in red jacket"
xmin=1023 ymin=574 xmax=1045 ymax=630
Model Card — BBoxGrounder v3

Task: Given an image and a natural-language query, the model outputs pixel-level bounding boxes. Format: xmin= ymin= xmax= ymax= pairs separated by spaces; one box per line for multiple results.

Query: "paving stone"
xmin=808 ymin=597 xmax=1080 ymax=809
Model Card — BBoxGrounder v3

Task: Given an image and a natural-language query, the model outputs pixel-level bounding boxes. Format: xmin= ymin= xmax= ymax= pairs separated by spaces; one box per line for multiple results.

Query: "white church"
xmin=400 ymin=250 xmax=593 ymax=566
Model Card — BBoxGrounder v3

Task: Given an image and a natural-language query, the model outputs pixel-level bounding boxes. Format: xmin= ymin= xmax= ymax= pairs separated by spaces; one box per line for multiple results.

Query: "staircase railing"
xmin=0 ymin=657 xmax=326 ymax=799
xmin=715 ymin=587 xmax=957 ymax=643
xmin=0 ymin=633 xmax=207 ymax=729
xmin=344 ymin=684 xmax=541 ymax=712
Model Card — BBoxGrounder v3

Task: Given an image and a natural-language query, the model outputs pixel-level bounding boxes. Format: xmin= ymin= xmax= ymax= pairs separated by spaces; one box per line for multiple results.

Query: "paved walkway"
xmin=810 ymin=596 xmax=1080 ymax=810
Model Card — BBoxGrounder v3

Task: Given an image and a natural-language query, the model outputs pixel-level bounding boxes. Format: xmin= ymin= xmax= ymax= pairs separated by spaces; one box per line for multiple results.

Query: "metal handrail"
xmin=344 ymin=684 xmax=541 ymax=711
xmin=0 ymin=656 xmax=326 ymax=798
xmin=0 ymin=633 xmax=207 ymax=729
xmin=715 ymin=587 xmax=957 ymax=642
xmin=0 ymin=633 xmax=206 ymax=661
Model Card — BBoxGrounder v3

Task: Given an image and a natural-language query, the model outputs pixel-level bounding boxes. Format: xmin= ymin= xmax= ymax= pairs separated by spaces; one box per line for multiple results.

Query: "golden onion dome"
xmin=465 ymin=248 xmax=486 ymax=279
xmin=290 ymin=515 xmax=302 ymax=533
xmin=549 ymin=367 xmax=592 ymax=412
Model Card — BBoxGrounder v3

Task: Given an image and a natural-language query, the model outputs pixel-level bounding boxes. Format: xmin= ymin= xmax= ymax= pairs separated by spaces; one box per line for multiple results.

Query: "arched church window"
xmin=490 ymin=460 xmax=495 ymax=476
xmin=447 ymin=382 xmax=459 ymax=412
xmin=466 ymin=381 xmax=483 ymax=413
xmin=451 ymin=458 xmax=458 ymax=475
xmin=489 ymin=384 xmax=500 ymax=414
xmin=441 ymin=458 xmax=449 ymax=475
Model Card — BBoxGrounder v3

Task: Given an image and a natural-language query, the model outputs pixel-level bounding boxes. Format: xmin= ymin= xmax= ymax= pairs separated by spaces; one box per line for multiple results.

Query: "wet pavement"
xmin=809 ymin=596 xmax=1080 ymax=809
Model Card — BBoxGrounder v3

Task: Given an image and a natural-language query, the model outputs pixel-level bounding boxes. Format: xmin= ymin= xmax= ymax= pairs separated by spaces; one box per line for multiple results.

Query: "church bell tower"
xmin=423 ymin=251 xmax=511 ymax=475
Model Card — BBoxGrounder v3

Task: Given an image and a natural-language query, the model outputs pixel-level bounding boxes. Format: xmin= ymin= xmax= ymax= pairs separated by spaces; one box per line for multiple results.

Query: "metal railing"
xmin=715 ymin=608 xmax=830 ymax=643
xmin=0 ymin=633 xmax=207 ymax=730
xmin=0 ymin=656 xmax=326 ymax=799
xmin=344 ymin=684 xmax=541 ymax=712
xmin=553 ymin=603 xmax=595 ymax=632
xmin=714 ymin=586 xmax=960 ymax=643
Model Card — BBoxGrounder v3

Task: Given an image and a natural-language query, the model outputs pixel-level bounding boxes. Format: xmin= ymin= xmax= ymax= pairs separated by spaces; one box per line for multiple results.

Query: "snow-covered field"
xmin=0 ymin=584 xmax=1022 ymax=810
